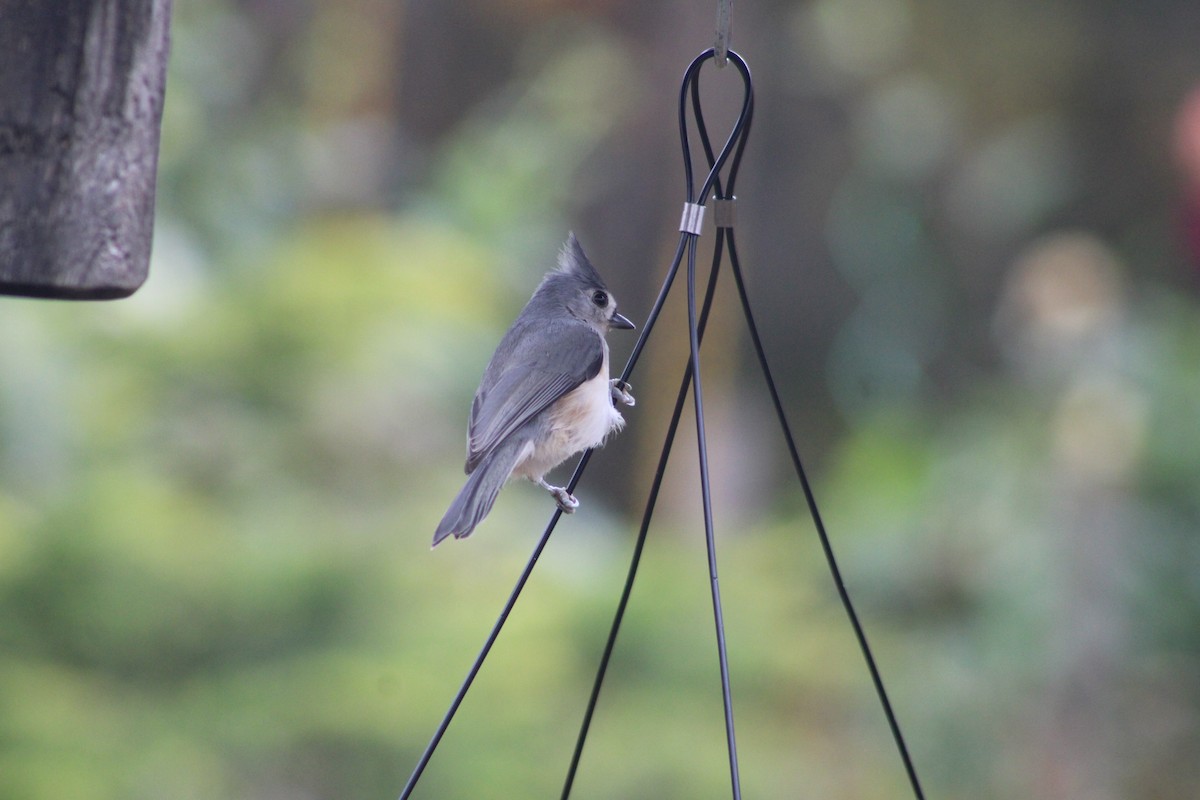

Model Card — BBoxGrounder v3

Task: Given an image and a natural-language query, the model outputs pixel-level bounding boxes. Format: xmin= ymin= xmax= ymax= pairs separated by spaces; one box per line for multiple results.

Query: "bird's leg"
xmin=536 ymin=478 xmax=579 ymax=513
xmin=610 ymin=378 xmax=635 ymax=407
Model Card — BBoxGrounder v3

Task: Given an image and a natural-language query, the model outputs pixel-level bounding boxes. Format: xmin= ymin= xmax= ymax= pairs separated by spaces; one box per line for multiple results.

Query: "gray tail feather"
xmin=432 ymin=444 xmax=522 ymax=546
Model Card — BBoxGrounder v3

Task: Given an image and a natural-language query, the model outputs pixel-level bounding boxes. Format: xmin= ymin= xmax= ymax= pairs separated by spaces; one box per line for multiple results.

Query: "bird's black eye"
xmin=591 ymin=290 xmax=609 ymax=307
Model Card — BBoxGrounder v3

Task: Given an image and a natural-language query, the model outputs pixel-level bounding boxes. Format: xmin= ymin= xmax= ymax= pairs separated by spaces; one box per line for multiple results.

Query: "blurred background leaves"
xmin=3 ymin=0 xmax=1200 ymax=797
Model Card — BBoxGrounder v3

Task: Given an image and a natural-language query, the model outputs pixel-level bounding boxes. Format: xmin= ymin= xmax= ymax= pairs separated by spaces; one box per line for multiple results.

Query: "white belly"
xmin=513 ymin=350 xmax=625 ymax=481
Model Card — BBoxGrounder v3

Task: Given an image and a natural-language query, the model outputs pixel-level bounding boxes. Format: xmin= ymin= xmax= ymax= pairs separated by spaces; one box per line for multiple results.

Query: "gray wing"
xmin=466 ymin=320 xmax=604 ymax=473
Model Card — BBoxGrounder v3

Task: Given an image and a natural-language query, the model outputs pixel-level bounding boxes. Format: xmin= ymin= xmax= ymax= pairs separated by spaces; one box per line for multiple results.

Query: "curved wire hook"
xmin=617 ymin=48 xmax=752 ymax=387
xmin=679 ymin=49 xmax=753 ymax=207
xmin=690 ymin=55 xmax=753 ymax=201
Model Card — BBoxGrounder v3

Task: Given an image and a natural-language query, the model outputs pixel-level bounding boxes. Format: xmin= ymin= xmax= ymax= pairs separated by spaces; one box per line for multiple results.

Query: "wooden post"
xmin=0 ymin=0 xmax=172 ymax=300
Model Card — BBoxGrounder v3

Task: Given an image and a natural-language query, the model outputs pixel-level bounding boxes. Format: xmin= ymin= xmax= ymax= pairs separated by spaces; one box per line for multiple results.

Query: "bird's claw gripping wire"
xmin=538 ymin=479 xmax=579 ymax=513
xmin=610 ymin=379 xmax=636 ymax=407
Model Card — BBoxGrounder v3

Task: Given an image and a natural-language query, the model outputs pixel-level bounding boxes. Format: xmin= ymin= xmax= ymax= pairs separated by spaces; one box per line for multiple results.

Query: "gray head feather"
xmin=556 ymin=232 xmax=608 ymax=290
xmin=523 ymin=233 xmax=630 ymax=333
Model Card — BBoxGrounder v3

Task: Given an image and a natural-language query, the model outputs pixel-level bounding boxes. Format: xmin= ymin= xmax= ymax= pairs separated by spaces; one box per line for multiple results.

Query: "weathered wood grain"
xmin=0 ymin=0 xmax=172 ymax=299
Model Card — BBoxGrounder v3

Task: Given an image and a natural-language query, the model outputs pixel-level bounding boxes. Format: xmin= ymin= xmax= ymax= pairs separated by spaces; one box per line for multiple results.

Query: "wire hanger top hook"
xmin=715 ymin=0 xmax=733 ymax=67
xmin=678 ymin=49 xmax=753 ymax=206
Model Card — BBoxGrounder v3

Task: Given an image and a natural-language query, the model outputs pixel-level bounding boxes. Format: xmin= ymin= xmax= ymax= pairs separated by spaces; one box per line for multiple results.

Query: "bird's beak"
xmin=611 ymin=312 xmax=636 ymax=330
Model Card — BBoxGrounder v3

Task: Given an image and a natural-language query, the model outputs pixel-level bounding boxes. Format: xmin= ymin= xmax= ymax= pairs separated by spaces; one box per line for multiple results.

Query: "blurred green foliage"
xmin=3 ymin=1 xmax=1200 ymax=799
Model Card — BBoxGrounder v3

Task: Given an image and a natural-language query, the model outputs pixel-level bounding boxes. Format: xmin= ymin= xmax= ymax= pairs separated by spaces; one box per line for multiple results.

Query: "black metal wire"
xmin=679 ymin=53 xmax=753 ymax=211
xmin=686 ymin=226 xmax=743 ymax=800
xmin=400 ymin=45 xmax=926 ymax=800
xmin=562 ymin=48 xmax=927 ymax=800
xmin=725 ymin=230 xmax=927 ymax=799
xmin=397 ymin=504 xmax=559 ymax=800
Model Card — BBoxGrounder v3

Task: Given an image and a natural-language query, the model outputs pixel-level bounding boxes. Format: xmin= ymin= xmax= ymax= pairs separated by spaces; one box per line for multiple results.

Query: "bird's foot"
xmin=538 ymin=479 xmax=579 ymax=513
xmin=610 ymin=379 xmax=636 ymax=407
xmin=552 ymin=487 xmax=579 ymax=513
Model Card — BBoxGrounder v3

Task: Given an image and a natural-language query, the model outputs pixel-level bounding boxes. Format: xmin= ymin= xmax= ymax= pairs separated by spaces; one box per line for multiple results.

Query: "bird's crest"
xmin=557 ymin=232 xmax=607 ymax=289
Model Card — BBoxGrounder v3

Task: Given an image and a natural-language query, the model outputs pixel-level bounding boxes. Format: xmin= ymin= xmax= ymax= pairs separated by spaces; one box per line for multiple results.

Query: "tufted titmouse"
xmin=432 ymin=234 xmax=637 ymax=546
